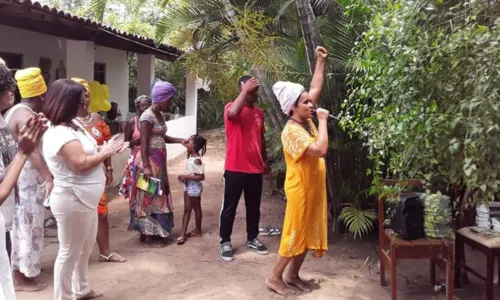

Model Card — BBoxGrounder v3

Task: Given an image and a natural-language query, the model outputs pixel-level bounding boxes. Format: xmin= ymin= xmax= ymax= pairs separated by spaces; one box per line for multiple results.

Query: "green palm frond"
xmin=156 ymin=0 xmax=228 ymax=42
xmin=90 ymin=0 xmax=108 ymax=22
xmin=338 ymin=205 xmax=378 ymax=239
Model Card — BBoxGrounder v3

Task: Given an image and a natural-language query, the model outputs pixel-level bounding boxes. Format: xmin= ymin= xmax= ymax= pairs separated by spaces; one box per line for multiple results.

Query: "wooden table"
xmin=455 ymin=227 xmax=500 ymax=300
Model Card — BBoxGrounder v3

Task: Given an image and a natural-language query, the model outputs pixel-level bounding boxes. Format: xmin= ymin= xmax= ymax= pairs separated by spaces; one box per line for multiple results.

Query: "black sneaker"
xmin=246 ymin=238 xmax=269 ymax=255
xmin=220 ymin=242 xmax=234 ymax=261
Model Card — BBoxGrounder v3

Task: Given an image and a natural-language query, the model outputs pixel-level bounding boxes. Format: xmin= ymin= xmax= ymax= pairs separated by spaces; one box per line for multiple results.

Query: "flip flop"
xmin=99 ymin=252 xmax=127 ymax=263
xmin=259 ymin=226 xmax=281 ymax=236
xmin=176 ymin=236 xmax=187 ymax=245
xmin=186 ymin=231 xmax=202 ymax=238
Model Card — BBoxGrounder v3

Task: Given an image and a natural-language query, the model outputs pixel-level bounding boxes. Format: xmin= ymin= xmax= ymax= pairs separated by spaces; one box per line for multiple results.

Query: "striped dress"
xmin=129 ymin=108 xmax=174 ymax=237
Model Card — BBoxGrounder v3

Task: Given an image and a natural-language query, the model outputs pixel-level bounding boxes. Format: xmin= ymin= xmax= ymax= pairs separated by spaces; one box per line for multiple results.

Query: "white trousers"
xmin=50 ymin=186 xmax=98 ymax=300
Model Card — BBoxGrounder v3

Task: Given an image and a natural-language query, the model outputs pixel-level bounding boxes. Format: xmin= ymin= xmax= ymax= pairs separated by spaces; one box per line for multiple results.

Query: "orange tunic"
xmin=80 ymin=120 xmax=111 ymax=215
xmin=279 ymin=119 xmax=328 ymax=258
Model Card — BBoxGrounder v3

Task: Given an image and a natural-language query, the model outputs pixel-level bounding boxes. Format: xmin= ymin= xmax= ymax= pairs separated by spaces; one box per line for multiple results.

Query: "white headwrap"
xmin=272 ymin=81 xmax=305 ymax=115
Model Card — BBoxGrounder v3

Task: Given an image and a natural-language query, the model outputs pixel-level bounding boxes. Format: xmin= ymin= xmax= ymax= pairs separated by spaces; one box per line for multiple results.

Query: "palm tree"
xmin=89 ymin=0 xmax=363 ymax=231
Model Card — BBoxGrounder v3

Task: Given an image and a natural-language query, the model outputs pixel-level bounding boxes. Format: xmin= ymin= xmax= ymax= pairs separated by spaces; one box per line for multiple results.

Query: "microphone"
xmin=312 ymin=109 xmax=340 ymax=121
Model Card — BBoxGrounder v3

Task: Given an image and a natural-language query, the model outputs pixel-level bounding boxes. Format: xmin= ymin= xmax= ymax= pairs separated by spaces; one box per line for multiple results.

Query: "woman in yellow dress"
xmin=266 ymin=46 xmax=330 ymax=296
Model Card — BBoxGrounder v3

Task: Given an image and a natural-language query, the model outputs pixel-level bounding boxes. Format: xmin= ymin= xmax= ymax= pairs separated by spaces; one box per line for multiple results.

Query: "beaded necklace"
xmin=289 ymin=117 xmax=315 ymax=137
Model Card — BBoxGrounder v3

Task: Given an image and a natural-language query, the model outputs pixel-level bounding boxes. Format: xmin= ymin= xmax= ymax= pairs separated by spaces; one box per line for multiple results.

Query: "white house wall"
xmin=94 ymin=46 xmax=129 ymax=115
xmin=0 ymin=25 xmax=65 ymax=82
xmin=0 ymin=25 xmax=130 ymax=114
xmin=0 ymin=24 xmax=198 ymax=162
xmin=165 ymin=115 xmax=197 ymax=159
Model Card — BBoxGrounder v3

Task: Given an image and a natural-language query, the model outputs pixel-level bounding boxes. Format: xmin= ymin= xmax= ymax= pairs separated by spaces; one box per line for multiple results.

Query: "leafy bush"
xmin=197 ymin=90 xmax=226 ymax=130
xmin=344 ymin=0 xmax=500 ymax=206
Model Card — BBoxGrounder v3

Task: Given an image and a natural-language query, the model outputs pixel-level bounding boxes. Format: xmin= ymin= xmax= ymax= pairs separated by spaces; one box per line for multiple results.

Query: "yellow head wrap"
xmin=71 ymin=78 xmax=91 ymax=94
xmin=15 ymin=68 xmax=47 ymax=99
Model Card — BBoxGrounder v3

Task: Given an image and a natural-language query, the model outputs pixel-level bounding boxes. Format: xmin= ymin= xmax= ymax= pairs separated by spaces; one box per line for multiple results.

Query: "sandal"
xmin=176 ymin=236 xmax=187 ymax=245
xmin=77 ymin=290 xmax=103 ymax=300
xmin=186 ymin=231 xmax=202 ymax=238
xmin=99 ymin=252 xmax=127 ymax=263
xmin=259 ymin=226 xmax=281 ymax=236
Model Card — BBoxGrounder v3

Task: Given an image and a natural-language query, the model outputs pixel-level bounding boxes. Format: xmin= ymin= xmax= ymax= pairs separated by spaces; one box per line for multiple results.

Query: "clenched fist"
xmin=315 ymin=46 xmax=328 ymax=60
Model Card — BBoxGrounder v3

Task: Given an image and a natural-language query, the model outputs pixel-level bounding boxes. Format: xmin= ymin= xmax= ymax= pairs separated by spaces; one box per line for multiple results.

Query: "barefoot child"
xmin=177 ymin=134 xmax=207 ymax=245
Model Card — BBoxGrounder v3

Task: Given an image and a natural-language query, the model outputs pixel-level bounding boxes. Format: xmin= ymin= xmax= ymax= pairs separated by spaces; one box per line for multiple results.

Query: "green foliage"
xmin=338 ymin=204 xmax=377 ymax=239
xmin=197 ymin=90 xmax=225 ymax=129
xmin=265 ymin=127 xmax=286 ymax=174
xmin=344 ymin=0 xmax=500 ymax=206
xmin=336 ymin=179 xmax=377 ymax=238
xmin=78 ymin=0 xmax=377 ymax=231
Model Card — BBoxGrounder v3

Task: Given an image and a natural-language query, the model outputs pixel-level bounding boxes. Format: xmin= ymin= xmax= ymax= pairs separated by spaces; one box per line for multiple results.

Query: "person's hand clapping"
xmin=101 ymin=134 xmax=126 ymax=158
xmin=316 ymin=108 xmax=329 ymax=122
xmin=17 ymin=114 xmax=47 ymax=156
xmin=315 ymin=46 xmax=328 ymax=61
xmin=242 ymin=78 xmax=260 ymax=94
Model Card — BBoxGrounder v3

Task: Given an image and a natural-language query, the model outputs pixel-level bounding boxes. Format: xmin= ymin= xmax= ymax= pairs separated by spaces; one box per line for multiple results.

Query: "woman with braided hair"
xmin=176 ymin=134 xmax=207 ymax=245
xmin=119 ymin=95 xmax=152 ymax=230
xmin=130 ymin=81 xmax=187 ymax=247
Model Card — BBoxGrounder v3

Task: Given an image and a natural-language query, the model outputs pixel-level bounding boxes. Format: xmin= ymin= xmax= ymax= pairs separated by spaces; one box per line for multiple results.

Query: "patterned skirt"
xmin=128 ymin=148 xmax=174 ymax=238
xmin=119 ymin=153 xmax=136 ymax=228
xmin=11 ymin=160 xmax=45 ymax=277
xmin=119 ymin=153 xmax=137 ymax=200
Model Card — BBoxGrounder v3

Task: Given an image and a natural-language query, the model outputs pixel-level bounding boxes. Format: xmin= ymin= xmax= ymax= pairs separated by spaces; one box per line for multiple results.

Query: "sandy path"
xmin=16 ymin=130 xmax=470 ymax=300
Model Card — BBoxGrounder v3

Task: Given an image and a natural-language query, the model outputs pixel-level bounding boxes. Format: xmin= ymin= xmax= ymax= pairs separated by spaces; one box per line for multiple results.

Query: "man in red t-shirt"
xmin=219 ymin=75 xmax=270 ymax=261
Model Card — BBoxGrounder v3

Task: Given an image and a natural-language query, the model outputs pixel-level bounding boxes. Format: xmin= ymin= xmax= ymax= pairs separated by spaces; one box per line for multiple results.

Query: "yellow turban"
xmin=15 ymin=68 xmax=47 ymax=99
xmin=71 ymin=78 xmax=91 ymax=94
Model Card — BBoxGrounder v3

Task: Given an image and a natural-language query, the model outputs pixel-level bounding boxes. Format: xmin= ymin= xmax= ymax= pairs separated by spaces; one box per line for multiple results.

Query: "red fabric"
xmin=224 ymin=102 xmax=265 ymax=174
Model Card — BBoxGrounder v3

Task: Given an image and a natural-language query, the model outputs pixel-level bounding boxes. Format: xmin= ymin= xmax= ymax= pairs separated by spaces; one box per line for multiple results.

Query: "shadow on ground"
xmin=22 ymin=129 xmax=495 ymax=300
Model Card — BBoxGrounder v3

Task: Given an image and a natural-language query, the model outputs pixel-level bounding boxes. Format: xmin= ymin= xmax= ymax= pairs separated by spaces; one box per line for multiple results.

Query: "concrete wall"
xmin=66 ymin=40 xmax=94 ymax=83
xmin=166 ymin=115 xmax=197 ymax=159
xmin=0 ymin=25 xmax=130 ymax=114
xmin=95 ymin=46 xmax=129 ymax=115
xmin=0 ymin=25 xmax=65 ymax=81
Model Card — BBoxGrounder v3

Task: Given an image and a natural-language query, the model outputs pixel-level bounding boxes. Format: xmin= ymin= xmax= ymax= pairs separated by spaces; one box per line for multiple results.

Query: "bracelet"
xmin=106 ymin=166 xmax=113 ymax=171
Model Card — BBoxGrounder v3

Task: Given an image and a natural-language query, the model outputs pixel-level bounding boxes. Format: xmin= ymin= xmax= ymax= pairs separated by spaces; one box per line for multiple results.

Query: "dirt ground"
xmin=17 ymin=129 xmax=496 ymax=300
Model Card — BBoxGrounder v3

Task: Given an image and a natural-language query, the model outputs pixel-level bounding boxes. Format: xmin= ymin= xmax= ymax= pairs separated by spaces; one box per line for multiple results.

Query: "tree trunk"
xmin=251 ymin=68 xmax=287 ymax=129
xmin=296 ymin=0 xmax=322 ymax=74
xmin=296 ymin=0 xmax=343 ymax=232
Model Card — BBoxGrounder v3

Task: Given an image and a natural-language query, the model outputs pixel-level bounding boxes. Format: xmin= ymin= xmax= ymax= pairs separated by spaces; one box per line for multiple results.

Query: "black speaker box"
xmin=390 ymin=194 xmax=425 ymax=240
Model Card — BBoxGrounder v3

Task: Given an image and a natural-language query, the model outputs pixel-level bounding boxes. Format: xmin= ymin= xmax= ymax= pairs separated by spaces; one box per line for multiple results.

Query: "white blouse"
xmin=42 ymin=124 xmax=105 ymax=210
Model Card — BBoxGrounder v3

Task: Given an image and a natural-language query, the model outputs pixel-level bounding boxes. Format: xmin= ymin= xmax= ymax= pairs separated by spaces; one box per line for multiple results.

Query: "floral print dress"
xmin=0 ymin=115 xmax=16 ymax=300
xmin=5 ymin=104 xmax=46 ymax=278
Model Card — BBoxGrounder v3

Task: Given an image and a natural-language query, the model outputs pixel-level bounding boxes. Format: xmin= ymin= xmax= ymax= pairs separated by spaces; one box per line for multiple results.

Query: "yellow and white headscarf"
xmin=15 ymin=67 xmax=47 ymax=98
xmin=71 ymin=78 xmax=91 ymax=94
